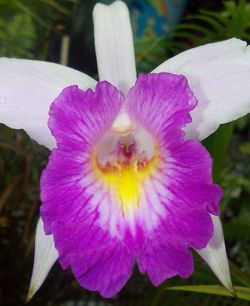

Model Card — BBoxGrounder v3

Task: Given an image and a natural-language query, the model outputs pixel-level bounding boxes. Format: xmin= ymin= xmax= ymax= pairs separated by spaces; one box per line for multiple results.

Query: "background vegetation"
xmin=0 ymin=0 xmax=250 ymax=305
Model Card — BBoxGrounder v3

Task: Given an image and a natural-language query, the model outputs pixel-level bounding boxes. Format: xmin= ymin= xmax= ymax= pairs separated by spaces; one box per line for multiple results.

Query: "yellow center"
xmin=92 ymin=149 xmax=159 ymax=212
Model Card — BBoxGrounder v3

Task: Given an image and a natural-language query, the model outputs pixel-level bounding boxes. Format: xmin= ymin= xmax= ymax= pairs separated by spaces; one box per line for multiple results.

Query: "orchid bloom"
xmin=1 ymin=0 xmax=250 ymax=299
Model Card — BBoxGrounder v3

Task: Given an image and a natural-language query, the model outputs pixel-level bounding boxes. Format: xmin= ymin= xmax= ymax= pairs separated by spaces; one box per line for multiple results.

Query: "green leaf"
xmin=187 ymin=14 xmax=225 ymax=33
xmin=0 ymin=13 xmax=36 ymax=58
xmin=203 ymin=123 xmax=234 ymax=182
xmin=240 ymin=142 xmax=250 ymax=155
xmin=167 ymin=285 xmax=250 ymax=301
xmin=14 ymin=0 xmax=48 ymax=28
xmin=174 ymin=23 xmax=212 ymax=36
xmin=40 ymin=0 xmax=69 ymax=15
xmin=230 ymin=260 xmax=250 ymax=287
xmin=224 ymin=221 xmax=250 ymax=239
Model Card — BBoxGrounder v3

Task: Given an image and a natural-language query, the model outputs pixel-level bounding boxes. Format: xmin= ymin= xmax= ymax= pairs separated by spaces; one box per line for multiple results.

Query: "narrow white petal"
xmin=153 ymin=38 xmax=250 ymax=140
xmin=93 ymin=1 xmax=136 ymax=94
xmin=196 ymin=215 xmax=233 ymax=293
xmin=27 ymin=218 xmax=58 ymax=301
xmin=0 ymin=58 xmax=96 ymax=149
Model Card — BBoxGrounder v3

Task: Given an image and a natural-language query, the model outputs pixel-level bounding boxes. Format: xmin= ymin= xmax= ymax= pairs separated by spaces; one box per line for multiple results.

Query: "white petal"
xmin=93 ymin=1 xmax=136 ymax=95
xmin=27 ymin=218 xmax=58 ymax=301
xmin=0 ymin=58 xmax=96 ymax=149
xmin=196 ymin=215 xmax=233 ymax=293
xmin=153 ymin=38 xmax=250 ymax=140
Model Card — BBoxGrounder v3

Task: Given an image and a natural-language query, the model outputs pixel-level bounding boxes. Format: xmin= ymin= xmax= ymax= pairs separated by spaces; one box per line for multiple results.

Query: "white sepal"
xmin=0 ymin=58 xmax=96 ymax=149
xmin=153 ymin=38 xmax=250 ymax=140
xmin=93 ymin=1 xmax=136 ymax=94
xmin=196 ymin=215 xmax=234 ymax=293
xmin=27 ymin=218 xmax=58 ymax=301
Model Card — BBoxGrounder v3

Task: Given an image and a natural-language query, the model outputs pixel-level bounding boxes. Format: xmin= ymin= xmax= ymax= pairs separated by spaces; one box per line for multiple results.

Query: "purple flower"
xmin=40 ymin=73 xmax=223 ymax=298
xmin=0 ymin=0 xmax=250 ymax=300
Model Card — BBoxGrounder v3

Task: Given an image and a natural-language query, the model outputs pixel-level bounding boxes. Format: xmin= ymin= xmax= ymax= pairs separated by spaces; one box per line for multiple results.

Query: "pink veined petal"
xmin=196 ymin=215 xmax=233 ymax=293
xmin=41 ymin=82 xmax=123 ymax=232
xmin=126 ymin=73 xmax=222 ymax=285
xmin=153 ymin=38 xmax=250 ymax=140
xmin=53 ymin=222 xmax=134 ymax=298
xmin=40 ymin=82 xmax=135 ymax=298
xmin=93 ymin=1 xmax=137 ymax=95
xmin=27 ymin=218 xmax=58 ymax=301
xmin=0 ymin=58 xmax=96 ymax=149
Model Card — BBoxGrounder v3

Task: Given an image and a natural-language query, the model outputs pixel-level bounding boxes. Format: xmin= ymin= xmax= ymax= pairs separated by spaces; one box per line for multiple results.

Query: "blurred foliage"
xmin=136 ymin=0 xmax=250 ymax=71
xmin=0 ymin=0 xmax=71 ymax=24
xmin=173 ymin=0 xmax=250 ymax=48
xmin=0 ymin=0 xmax=76 ymax=59
xmin=0 ymin=14 xmax=36 ymax=58
xmin=0 ymin=0 xmax=250 ymax=306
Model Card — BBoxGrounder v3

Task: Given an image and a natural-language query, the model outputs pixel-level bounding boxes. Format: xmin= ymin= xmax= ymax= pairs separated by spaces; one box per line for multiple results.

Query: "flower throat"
xmin=93 ymin=132 xmax=159 ymax=212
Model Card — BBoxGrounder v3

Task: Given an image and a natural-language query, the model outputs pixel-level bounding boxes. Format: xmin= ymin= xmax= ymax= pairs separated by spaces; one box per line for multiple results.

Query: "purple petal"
xmin=126 ymin=73 xmax=222 ymax=281
xmin=126 ymin=73 xmax=197 ymax=143
xmin=41 ymin=82 xmax=123 ymax=233
xmin=138 ymin=234 xmax=194 ymax=285
xmin=40 ymin=82 xmax=134 ymax=297
xmin=53 ymin=222 xmax=134 ymax=298
xmin=48 ymin=82 xmax=123 ymax=153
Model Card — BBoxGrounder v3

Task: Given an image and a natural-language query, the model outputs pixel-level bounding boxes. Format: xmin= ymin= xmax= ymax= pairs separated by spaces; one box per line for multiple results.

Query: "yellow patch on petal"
xmin=92 ymin=151 xmax=159 ymax=212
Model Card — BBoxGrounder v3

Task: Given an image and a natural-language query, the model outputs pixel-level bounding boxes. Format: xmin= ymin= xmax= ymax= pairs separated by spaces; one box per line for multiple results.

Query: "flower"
xmin=0 ymin=0 xmax=250 ymax=300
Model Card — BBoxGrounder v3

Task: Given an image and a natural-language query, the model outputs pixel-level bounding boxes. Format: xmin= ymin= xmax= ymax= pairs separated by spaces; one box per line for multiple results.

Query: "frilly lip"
xmin=39 ymin=72 xmax=222 ymax=297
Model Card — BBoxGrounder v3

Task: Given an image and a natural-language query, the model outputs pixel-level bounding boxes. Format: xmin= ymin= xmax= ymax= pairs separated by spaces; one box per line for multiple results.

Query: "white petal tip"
xmin=196 ymin=216 xmax=233 ymax=292
xmin=27 ymin=218 xmax=58 ymax=301
xmin=93 ymin=0 xmax=136 ymax=93
xmin=229 ymin=285 xmax=237 ymax=297
xmin=26 ymin=288 xmax=35 ymax=303
xmin=93 ymin=0 xmax=128 ymax=13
